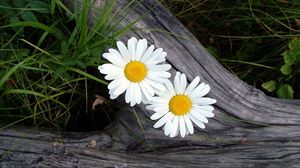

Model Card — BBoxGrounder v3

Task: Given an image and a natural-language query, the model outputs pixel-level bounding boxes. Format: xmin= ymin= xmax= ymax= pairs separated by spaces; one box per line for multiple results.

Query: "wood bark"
xmin=1 ymin=0 xmax=300 ymax=167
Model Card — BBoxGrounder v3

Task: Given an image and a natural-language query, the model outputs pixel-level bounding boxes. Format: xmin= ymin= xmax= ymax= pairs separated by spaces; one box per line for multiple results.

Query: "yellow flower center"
xmin=124 ymin=61 xmax=147 ymax=82
xmin=169 ymin=95 xmax=192 ymax=115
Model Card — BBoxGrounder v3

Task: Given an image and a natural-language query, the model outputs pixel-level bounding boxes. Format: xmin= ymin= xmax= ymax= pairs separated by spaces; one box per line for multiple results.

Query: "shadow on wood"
xmin=1 ymin=0 xmax=300 ymax=167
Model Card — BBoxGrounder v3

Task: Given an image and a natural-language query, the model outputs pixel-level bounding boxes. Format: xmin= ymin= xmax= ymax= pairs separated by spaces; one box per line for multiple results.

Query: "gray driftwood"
xmin=1 ymin=0 xmax=300 ymax=167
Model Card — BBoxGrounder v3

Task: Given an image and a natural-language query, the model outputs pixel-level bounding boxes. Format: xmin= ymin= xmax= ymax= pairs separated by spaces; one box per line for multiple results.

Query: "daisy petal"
xmin=190 ymin=84 xmax=211 ymax=98
xmin=104 ymin=73 xmax=123 ymax=80
xmin=193 ymin=106 xmax=215 ymax=118
xmin=198 ymin=110 xmax=214 ymax=118
xmin=117 ymin=41 xmax=130 ymax=62
xmin=179 ymin=116 xmax=186 ymax=138
xmin=189 ymin=82 xmax=205 ymax=96
xmin=179 ymin=73 xmax=187 ymax=94
xmin=146 ymin=104 xmax=165 ymax=111
xmin=109 ymin=92 xmax=118 ymax=99
xmin=98 ymin=64 xmax=123 ymax=74
xmin=112 ymin=80 xmax=130 ymax=97
xmin=125 ymin=83 xmax=134 ymax=103
xmin=141 ymin=93 xmax=151 ymax=104
xmin=186 ymin=125 xmax=190 ymax=136
xmin=191 ymin=97 xmax=217 ymax=105
xmin=190 ymin=109 xmax=208 ymax=123
xmin=147 ymin=64 xmax=171 ymax=71
xmin=147 ymin=72 xmax=170 ymax=83
xmin=108 ymin=77 xmax=126 ymax=90
xmin=148 ymin=71 xmax=171 ymax=78
xmin=140 ymin=81 xmax=155 ymax=96
xmin=141 ymin=45 xmax=154 ymax=62
xmin=128 ymin=37 xmax=137 ymax=61
xmin=170 ymin=116 xmax=179 ymax=138
xmin=156 ymin=90 xmax=172 ymax=100
xmin=188 ymin=113 xmax=205 ymax=129
xmin=150 ymin=51 xmax=167 ymax=65
xmin=139 ymin=82 xmax=152 ymax=101
xmin=174 ymin=128 xmax=180 ymax=137
xmin=151 ymin=97 xmax=169 ymax=103
xmin=164 ymin=80 xmax=176 ymax=96
xmin=147 ymin=51 xmax=167 ymax=65
xmin=154 ymin=112 xmax=174 ymax=128
xmin=184 ymin=115 xmax=194 ymax=134
xmin=192 ymin=105 xmax=214 ymax=111
xmin=145 ymin=78 xmax=166 ymax=92
xmin=134 ymin=83 xmax=142 ymax=104
xmin=164 ymin=119 xmax=173 ymax=136
xmin=150 ymin=110 xmax=169 ymax=120
xmin=142 ymin=39 xmax=147 ymax=53
xmin=185 ymin=76 xmax=200 ymax=95
xmin=145 ymin=48 xmax=163 ymax=64
xmin=130 ymin=99 xmax=136 ymax=106
xmin=108 ymin=49 xmax=127 ymax=65
xmin=153 ymin=105 xmax=169 ymax=112
xmin=189 ymin=83 xmax=210 ymax=98
xmin=103 ymin=53 xmax=125 ymax=67
xmin=135 ymin=39 xmax=145 ymax=61
xmin=174 ymin=72 xmax=181 ymax=93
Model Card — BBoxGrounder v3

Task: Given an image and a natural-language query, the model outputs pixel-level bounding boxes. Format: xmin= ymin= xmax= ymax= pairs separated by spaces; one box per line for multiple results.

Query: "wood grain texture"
xmin=1 ymin=0 xmax=300 ymax=167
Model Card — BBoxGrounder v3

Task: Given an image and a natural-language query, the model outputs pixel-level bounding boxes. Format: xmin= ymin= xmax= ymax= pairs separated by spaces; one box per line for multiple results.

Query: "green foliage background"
xmin=162 ymin=0 xmax=300 ymax=99
xmin=0 ymin=0 xmax=140 ymax=130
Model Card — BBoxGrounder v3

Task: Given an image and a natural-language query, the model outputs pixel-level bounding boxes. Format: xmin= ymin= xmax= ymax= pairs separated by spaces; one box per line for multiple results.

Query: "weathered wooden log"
xmin=1 ymin=0 xmax=300 ymax=167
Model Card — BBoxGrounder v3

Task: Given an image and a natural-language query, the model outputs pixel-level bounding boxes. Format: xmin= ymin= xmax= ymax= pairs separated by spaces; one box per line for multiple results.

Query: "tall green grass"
xmin=0 ymin=0 xmax=140 ymax=130
xmin=162 ymin=0 xmax=300 ymax=99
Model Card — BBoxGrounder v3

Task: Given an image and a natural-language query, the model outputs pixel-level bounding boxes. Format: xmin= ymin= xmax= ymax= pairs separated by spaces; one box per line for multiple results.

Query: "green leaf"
xmin=280 ymin=39 xmax=300 ymax=75
xmin=276 ymin=84 xmax=294 ymax=99
xmin=262 ymin=80 xmax=276 ymax=92
xmin=9 ymin=16 xmax=21 ymax=32
xmin=13 ymin=0 xmax=26 ymax=8
xmin=280 ymin=64 xmax=292 ymax=75
xmin=60 ymin=41 xmax=68 ymax=56
xmin=286 ymin=39 xmax=300 ymax=61
xmin=20 ymin=11 xmax=38 ymax=22
xmin=9 ymin=15 xmax=20 ymax=24
xmin=289 ymin=39 xmax=300 ymax=50
xmin=50 ymin=0 xmax=56 ymax=14
xmin=28 ymin=1 xmax=50 ymax=13
xmin=0 ymin=1 xmax=15 ymax=16
xmin=283 ymin=51 xmax=295 ymax=65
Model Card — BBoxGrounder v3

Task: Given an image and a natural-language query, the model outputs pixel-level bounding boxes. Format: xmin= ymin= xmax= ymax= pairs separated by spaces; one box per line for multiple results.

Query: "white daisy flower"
xmin=146 ymin=72 xmax=217 ymax=138
xmin=98 ymin=37 xmax=171 ymax=106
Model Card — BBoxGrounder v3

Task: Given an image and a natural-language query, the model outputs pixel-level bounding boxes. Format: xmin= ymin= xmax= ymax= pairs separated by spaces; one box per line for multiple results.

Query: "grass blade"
xmin=0 ymin=56 xmax=32 ymax=88
xmin=65 ymin=67 xmax=108 ymax=85
xmin=0 ymin=21 xmax=66 ymax=40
